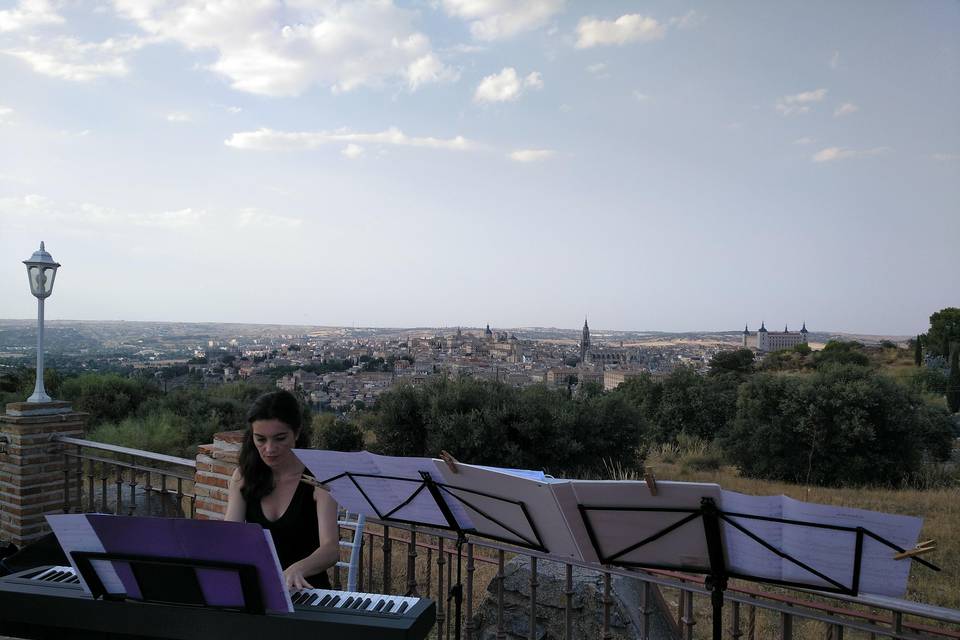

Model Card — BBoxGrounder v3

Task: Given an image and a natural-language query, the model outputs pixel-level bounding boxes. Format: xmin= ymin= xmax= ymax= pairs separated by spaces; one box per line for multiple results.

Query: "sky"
xmin=1 ymin=0 xmax=958 ymax=335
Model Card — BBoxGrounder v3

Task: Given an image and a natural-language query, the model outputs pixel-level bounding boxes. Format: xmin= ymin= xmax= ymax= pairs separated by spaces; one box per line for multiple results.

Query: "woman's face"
xmin=251 ymin=418 xmax=298 ymax=468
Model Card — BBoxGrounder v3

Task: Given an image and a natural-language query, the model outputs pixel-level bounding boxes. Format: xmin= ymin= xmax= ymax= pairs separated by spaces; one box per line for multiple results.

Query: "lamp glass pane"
xmin=42 ymin=267 xmax=56 ymax=294
xmin=28 ymin=266 xmax=41 ymax=295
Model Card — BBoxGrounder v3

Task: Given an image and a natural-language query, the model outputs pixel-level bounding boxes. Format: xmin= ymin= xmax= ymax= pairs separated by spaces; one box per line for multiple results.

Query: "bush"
xmin=721 ymin=364 xmax=954 ymax=486
xmin=88 ymin=410 xmax=188 ymax=457
xmin=312 ymin=414 xmax=364 ymax=451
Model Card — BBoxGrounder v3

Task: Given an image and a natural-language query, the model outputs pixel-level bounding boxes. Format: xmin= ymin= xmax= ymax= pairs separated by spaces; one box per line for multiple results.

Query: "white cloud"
xmin=474 ymin=67 xmax=542 ymax=103
xmin=0 ymin=105 xmax=13 ymax=124
xmin=834 ymin=102 xmax=859 ymax=117
xmin=406 ymin=53 xmax=460 ymax=90
xmin=342 ymin=143 xmax=364 ymax=159
xmin=440 ymin=0 xmax=565 ymax=41
xmin=932 ymin=153 xmax=960 ymax=161
xmin=226 ymin=106 xmax=242 ymax=114
xmin=829 ymin=51 xmax=840 ymax=69
xmin=632 ymin=90 xmax=649 ymax=102
xmin=236 ymin=208 xmax=301 ymax=230
xmin=586 ymin=62 xmax=608 ymax=78
xmin=110 ymin=0 xmax=454 ymax=96
xmin=575 ymin=14 xmax=666 ymax=49
xmin=794 ymin=137 xmax=815 ymax=145
xmin=166 ymin=111 xmax=191 ymax=123
xmin=812 ymin=146 xmax=889 ymax=163
xmin=0 ymin=0 xmax=63 ymax=33
xmin=775 ymin=88 xmax=827 ymax=115
xmin=670 ymin=10 xmax=705 ymax=30
xmin=225 ymin=127 xmax=478 ymax=152
xmin=2 ymin=35 xmax=147 ymax=81
xmin=0 ymin=194 xmax=206 ymax=230
xmin=509 ymin=149 xmax=555 ymax=162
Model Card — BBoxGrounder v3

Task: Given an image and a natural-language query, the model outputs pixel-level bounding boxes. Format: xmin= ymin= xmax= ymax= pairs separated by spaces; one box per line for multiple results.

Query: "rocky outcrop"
xmin=473 ymin=557 xmax=678 ymax=640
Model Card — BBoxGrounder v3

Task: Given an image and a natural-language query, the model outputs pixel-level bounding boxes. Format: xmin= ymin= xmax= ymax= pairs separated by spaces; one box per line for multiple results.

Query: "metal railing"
xmin=56 ymin=436 xmax=196 ymax=519
xmin=52 ymin=437 xmax=960 ymax=640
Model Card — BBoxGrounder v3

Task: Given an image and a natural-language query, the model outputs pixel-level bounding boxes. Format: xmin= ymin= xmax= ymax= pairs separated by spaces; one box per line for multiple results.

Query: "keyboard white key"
xmin=30 ymin=566 xmax=81 ymax=584
xmin=291 ymin=588 xmax=420 ymax=615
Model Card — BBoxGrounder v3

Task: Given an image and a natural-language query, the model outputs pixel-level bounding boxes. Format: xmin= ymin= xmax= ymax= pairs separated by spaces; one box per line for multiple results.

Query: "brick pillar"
xmin=193 ymin=430 xmax=244 ymax=520
xmin=0 ymin=401 xmax=85 ymax=547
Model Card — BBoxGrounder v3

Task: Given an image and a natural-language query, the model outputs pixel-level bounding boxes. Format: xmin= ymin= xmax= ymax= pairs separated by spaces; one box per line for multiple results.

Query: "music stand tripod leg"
xmin=701 ymin=497 xmax=728 ymax=640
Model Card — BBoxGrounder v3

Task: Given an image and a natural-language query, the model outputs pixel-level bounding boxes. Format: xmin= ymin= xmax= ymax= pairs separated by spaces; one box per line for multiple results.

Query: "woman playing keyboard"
xmin=225 ymin=390 xmax=339 ymax=591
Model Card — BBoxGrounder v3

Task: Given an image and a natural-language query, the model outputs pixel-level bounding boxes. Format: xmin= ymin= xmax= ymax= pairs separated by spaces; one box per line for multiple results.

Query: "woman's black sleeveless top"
xmin=246 ymin=479 xmax=331 ymax=589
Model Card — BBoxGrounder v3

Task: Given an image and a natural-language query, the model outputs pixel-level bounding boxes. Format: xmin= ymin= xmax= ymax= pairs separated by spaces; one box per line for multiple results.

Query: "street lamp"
xmin=23 ymin=242 xmax=60 ymax=403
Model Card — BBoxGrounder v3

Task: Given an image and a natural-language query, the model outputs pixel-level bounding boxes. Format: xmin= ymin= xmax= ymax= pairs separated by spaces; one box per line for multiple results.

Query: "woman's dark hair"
xmin=238 ymin=390 xmax=309 ymax=503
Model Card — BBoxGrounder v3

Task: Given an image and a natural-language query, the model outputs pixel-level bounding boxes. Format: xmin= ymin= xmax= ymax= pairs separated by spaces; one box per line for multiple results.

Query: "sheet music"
xmin=781 ymin=497 xmax=921 ymax=598
xmin=294 ymin=449 xmax=474 ymax=529
xmin=432 ymin=461 xmax=587 ymax=559
xmin=717 ymin=493 xmax=923 ymax=598
xmin=719 ymin=491 xmax=784 ymax=582
xmin=570 ymin=481 xmax=721 ymax=571
xmin=46 ymin=514 xmax=124 ymax=595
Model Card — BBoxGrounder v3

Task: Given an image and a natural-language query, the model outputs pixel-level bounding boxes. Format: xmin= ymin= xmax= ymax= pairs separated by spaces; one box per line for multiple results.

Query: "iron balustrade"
xmin=45 ymin=437 xmax=960 ymax=639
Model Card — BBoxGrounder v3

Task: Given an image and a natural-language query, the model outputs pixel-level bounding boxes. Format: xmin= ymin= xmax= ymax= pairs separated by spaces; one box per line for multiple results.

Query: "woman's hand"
xmin=283 ymin=561 xmax=315 ymax=591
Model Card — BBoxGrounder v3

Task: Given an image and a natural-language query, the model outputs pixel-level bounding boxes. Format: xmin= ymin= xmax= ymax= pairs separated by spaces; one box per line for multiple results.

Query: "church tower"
xmin=580 ymin=318 xmax=591 ymax=365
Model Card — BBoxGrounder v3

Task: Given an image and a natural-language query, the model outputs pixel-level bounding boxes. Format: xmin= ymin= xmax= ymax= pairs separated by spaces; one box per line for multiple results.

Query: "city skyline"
xmin=1 ymin=1 xmax=958 ymax=335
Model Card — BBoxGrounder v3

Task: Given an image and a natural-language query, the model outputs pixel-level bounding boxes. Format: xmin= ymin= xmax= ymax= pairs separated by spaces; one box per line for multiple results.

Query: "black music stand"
xmin=577 ymin=497 xmax=941 ymax=640
xmin=71 ymin=551 xmax=266 ymax=614
xmin=318 ymin=468 xmax=548 ymax=640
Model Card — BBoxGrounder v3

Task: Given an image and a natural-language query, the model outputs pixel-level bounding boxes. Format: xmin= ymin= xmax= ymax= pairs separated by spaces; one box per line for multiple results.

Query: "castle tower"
xmin=580 ymin=318 xmax=591 ymax=365
xmin=800 ymin=322 xmax=809 ymax=343
xmin=742 ymin=323 xmax=749 ymax=348
xmin=757 ymin=321 xmax=768 ymax=352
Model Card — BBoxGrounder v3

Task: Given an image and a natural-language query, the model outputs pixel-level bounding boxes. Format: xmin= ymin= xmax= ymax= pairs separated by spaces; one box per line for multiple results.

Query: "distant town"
xmin=0 ymin=318 xmax=906 ymax=414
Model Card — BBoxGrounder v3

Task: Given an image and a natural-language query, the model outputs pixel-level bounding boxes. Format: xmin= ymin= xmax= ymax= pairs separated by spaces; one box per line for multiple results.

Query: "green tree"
xmin=312 ymin=413 xmax=364 ymax=451
xmin=923 ymin=307 xmax=960 ymax=358
xmin=914 ymin=334 xmax=923 ymax=366
xmin=721 ymin=365 xmax=953 ymax=486
xmin=947 ymin=347 xmax=960 ymax=414
xmin=60 ymin=373 xmax=158 ymax=427
xmin=813 ymin=340 xmax=870 ymax=368
xmin=708 ymin=349 xmax=755 ymax=376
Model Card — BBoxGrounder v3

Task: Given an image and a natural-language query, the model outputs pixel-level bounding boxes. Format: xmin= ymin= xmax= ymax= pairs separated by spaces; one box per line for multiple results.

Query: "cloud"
xmin=775 ymin=88 xmax=827 ymax=115
xmin=575 ymin=14 xmax=666 ymax=49
xmin=670 ymin=10 xmax=705 ymax=30
xmin=474 ymin=67 xmax=542 ymax=103
xmin=812 ymin=146 xmax=889 ymax=163
xmin=509 ymin=149 xmax=555 ymax=162
xmin=0 ymin=193 xmax=206 ymax=230
xmin=0 ymin=105 xmax=13 ymax=124
xmin=829 ymin=51 xmax=840 ymax=69
xmin=407 ymin=53 xmax=460 ymax=90
xmin=586 ymin=62 xmax=609 ymax=78
xmin=932 ymin=153 xmax=960 ymax=161
xmin=2 ymin=35 xmax=147 ymax=81
xmin=833 ymin=102 xmax=859 ymax=117
xmin=225 ymin=127 xmax=478 ymax=152
xmin=110 ymin=0 xmax=455 ymax=96
xmin=632 ymin=90 xmax=650 ymax=102
xmin=0 ymin=0 xmax=63 ymax=33
xmin=794 ymin=137 xmax=815 ymax=145
xmin=341 ymin=143 xmax=364 ymax=159
xmin=440 ymin=0 xmax=565 ymax=41
xmin=166 ymin=111 xmax=191 ymax=123
xmin=236 ymin=208 xmax=301 ymax=229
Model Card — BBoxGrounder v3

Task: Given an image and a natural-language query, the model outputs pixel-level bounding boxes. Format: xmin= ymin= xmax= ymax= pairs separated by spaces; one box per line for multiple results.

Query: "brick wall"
xmin=0 ymin=402 xmax=85 ymax=546
xmin=193 ymin=430 xmax=244 ymax=520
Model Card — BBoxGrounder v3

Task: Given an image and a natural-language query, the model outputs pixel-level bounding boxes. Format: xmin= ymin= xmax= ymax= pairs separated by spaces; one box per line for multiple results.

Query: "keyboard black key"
xmin=318 ymin=594 xmax=332 ymax=606
xmin=373 ymin=599 xmax=385 ymax=612
xmin=398 ymin=602 xmax=409 ymax=614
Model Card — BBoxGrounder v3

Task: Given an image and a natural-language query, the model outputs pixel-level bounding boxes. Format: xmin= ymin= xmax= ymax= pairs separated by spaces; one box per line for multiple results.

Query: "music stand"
xmin=577 ymin=496 xmax=941 ymax=640
xmin=46 ymin=514 xmax=292 ymax=615
xmin=295 ymin=450 xmax=557 ymax=640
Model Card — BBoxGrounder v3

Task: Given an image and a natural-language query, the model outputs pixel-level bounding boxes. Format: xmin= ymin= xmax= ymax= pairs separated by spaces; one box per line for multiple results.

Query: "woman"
xmin=225 ymin=390 xmax=339 ymax=591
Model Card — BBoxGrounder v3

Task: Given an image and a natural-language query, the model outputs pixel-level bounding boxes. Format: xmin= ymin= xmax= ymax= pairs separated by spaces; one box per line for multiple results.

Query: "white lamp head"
xmin=23 ymin=241 xmax=60 ymax=299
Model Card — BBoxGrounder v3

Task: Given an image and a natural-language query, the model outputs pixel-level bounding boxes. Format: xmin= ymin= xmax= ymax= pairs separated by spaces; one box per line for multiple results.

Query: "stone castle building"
xmin=743 ymin=321 xmax=809 ymax=352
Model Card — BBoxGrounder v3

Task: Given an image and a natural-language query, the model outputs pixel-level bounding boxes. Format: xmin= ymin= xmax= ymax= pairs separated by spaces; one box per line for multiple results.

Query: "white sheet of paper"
xmin=46 ymin=513 xmax=124 ymax=595
xmin=719 ymin=490 xmax=784 ymax=582
xmin=781 ymin=497 xmax=921 ymax=598
xmin=431 ymin=461 xmax=590 ymax=561
xmin=294 ymin=449 xmax=474 ymax=529
xmin=569 ymin=481 xmax=722 ymax=571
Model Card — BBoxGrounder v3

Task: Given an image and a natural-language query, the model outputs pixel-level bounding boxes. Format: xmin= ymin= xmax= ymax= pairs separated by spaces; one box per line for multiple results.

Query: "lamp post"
xmin=23 ymin=242 xmax=60 ymax=403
